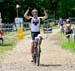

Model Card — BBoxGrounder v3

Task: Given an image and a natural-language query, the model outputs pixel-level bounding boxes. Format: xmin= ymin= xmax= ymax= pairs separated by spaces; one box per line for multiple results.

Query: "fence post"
xmin=23 ymin=22 xmax=30 ymax=30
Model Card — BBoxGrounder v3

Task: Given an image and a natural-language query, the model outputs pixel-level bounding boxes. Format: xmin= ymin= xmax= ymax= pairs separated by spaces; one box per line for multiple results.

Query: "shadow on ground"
xmin=40 ymin=64 xmax=62 ymax=67
xmin=0 ymin=44 xmax=13 ymax=46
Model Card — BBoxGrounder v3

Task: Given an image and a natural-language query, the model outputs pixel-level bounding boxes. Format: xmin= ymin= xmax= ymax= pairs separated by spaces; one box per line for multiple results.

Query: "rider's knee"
xmin=31 ymin=40 xmax=34 ymax=46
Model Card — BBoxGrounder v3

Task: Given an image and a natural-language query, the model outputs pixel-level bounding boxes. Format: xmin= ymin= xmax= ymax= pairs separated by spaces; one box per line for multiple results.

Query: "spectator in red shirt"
xmin=0 ymin=25 xmax=4 ymax=44
xmin=0 ymin=31 xmax=3 ymax=36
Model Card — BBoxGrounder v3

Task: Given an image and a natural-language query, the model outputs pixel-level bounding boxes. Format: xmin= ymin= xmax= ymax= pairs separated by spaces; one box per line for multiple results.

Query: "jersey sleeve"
xmin=29 ymin=17 xmax=33 ymax=22
xmin=39 ymin=17 xmax=43 ymax=21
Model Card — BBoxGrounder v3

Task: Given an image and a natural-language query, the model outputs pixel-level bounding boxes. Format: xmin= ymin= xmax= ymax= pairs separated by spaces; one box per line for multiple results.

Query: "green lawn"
xmin=61 ymin=41 xmax=75 ymax=52
xmin=0 ymin=32 xmax=17 ymax=61
xmin=0 ymin=31 xmax=30 ymax=61
xmin=54 ymin=32 xmax=75 ymax=52
xmin=0 ymin=31 xmax=30 ymax=54
xmin=0 ymin=32 xmax=17 ymax=54
xmin=60 ymin=34 xmax=75 ymax=52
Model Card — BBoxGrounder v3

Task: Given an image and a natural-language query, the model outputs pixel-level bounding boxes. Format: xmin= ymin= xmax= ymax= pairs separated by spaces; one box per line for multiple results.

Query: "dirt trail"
xmin=1 ymin=29 xmax=75 ymax=71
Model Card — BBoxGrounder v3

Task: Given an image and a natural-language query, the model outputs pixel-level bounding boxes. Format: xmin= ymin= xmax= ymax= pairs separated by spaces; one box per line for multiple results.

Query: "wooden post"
xmin=16 ymin=4 xmax=20 ymax=17
xmin=17 ymin=8 xmax=19 ymax=17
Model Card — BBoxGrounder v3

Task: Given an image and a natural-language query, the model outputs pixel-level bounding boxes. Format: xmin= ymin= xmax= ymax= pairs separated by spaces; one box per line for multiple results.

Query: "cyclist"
xmin=63 ymin=19 xmax=72 ymax=42
xmin=24 ymin=8 xmax=48 ymax=62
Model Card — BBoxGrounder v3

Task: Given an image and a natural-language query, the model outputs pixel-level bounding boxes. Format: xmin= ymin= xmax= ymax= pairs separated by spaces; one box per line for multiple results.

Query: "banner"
xmin=15 ymin=18 xmax=23 ymax=24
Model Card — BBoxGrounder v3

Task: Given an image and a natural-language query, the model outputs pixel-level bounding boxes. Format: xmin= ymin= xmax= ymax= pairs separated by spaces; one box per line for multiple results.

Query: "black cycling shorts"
xmin=31 ymin=32 xmax=40 ymax=40
xmin=66 ymin=29 xmax=72 ymax=38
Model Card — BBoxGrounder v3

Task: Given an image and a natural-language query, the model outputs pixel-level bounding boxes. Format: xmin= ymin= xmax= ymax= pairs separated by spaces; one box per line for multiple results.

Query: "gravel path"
xmin=0 ymin=29 xmax=75 ymax=71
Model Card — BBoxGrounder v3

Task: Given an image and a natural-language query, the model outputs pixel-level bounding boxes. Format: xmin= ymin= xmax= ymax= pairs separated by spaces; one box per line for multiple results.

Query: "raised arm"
xmin=24 ymin=8 xmax=31 ymax=20
xmin=40 ymin=9 xmax=48 ymax=20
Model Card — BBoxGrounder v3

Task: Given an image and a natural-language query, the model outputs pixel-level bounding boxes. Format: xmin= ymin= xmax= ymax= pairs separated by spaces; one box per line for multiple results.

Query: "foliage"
xmin=1 ymin=0 xmax=75 ymax=22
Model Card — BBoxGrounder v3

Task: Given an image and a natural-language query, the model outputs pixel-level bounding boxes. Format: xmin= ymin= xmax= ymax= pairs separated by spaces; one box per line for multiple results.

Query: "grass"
xmin=0 ymin=32 xmax=17 ymax=54
xmin=0 ymin=30 xmax=30 ymax=54
xmin=43 ymin=23 xmax=75 ymax=53
xmin=0 ymin=32 xmax=17 ymax=61
xmin=0 ymin=30 xmax=30 ymax=61
xmin=61 ymin=41 xmax=75 ymax=52
xmin=54 ymin=32 xmax=75 ymax=52
xmin=60 ymin=34 xmax=75 ymax=52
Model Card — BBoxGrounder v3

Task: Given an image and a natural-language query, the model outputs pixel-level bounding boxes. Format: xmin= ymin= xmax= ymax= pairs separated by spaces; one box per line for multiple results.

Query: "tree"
xmin=1 ymin=0 xmax=75 ymax=22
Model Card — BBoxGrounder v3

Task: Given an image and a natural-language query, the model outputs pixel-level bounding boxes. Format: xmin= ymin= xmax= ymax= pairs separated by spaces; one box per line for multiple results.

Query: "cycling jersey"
xmin=30 ymin=17 xmax=41 ymax=32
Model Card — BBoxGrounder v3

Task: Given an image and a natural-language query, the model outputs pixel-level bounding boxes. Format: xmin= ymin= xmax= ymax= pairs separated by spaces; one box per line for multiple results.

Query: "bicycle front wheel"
xmin=36 ymin=46 xmax=40 ymax=66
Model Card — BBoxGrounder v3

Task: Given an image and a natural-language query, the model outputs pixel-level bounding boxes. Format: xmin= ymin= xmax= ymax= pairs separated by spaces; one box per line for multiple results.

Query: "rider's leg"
xmin=31 ymin=41 xmax=34 ymax=54
xmin=67 ymin=35 xmax=70 ymax=42
xmin=66 ymin=34 xmax=70 ymax=42
xmin=31 ymin=41 xmax=35 ymax=62
xmin=31 ymin=32 xmax=35 ymax=62
xmin=66 ymin=30 xmax=72 ymax=42
xmin=68 ymin=37 xmax=70 ymax=42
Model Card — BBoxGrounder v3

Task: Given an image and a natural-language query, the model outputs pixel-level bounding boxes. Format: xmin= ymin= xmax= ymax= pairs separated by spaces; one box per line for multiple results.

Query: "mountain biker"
xmin=24 ymin=8 xmax=48 ymax=62
xmin=63 ymin=19 xmax=72 ymax=42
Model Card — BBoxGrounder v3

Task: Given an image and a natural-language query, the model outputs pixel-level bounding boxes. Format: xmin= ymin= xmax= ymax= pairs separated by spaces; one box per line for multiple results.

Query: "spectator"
xmin=0 ymin=30 xmax=3 ymax=37
xmin=59 ymin=18 xmax=64 ymax=33
xmin=0 ymin=25 xmax=4 ymax=44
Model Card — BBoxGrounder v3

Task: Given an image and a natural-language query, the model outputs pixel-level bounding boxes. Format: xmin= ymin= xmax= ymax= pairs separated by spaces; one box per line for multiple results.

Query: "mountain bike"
xmin=33 ymin=35 xmax=41 ymax=66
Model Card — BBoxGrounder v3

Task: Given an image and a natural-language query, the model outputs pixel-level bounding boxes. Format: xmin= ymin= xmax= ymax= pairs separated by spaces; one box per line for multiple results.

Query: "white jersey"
xmin=30 ymin=17 xmax=41 ymax=32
